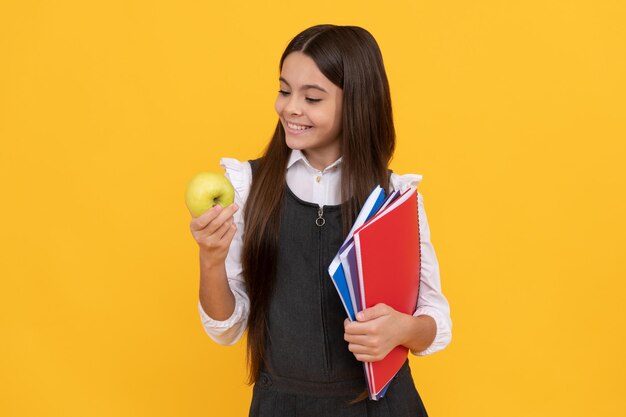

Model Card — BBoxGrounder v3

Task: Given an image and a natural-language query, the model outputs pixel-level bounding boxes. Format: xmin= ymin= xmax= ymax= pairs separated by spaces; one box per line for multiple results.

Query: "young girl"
xmin=191 ymin=24 xmax=452 ymax=417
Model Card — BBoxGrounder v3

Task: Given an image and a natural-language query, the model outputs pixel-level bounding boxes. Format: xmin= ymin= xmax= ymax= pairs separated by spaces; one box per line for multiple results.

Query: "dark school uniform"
xmin=247 ymin=158 xmax=428 ymax=417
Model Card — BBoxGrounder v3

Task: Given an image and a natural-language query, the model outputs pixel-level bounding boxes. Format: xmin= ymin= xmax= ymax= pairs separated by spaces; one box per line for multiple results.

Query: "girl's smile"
xmin=284 ymin=121 xmax=313 ymax=135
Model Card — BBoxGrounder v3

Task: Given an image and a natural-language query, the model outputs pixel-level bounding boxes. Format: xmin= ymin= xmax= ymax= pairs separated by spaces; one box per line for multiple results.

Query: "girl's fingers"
xmin=220 ymin=222 xmax=237 ymax=243
xmin=344 ymin=320 xmax=375 ymax=336
xmin=194 ymin=220 xmax=235 ymax=254
xmin=347 ymin=342 xmax=369 ymax=354
xmin=356 ymin=303 xmax=391 ymax=322
xmin=191 ymin=204 xmax=238 ymax=235
xmin=354 ymin=353 xmax=383 ymax=363
xmin=191 ymin=205 xmax=223 ymax=231
xmin=215 ymin=218 xmax=235 ymax=240
xmin=207 ymin=204 xmax=239 ymax=235
xmin=348 ymin=343 xmax=383 ymax=358
xmin=348 ymin=343 xmax=386 ymax=363
xmin=344 ymin=333 xmax=376 ymax=347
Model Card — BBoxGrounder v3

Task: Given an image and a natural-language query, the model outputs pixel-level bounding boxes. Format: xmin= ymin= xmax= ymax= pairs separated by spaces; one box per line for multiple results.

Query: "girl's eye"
xmin=277 ymin=90 xmax=321 ymax=103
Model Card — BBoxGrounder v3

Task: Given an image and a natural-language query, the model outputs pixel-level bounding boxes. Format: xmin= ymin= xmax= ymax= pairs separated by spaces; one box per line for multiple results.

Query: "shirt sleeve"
xmin=390 ymin=173 xmax=453 ymax=356
xmin=197 ymin=157 xmax=252 ymax=346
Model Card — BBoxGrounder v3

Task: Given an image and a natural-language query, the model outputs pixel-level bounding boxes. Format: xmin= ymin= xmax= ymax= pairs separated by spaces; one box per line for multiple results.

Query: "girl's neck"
xmin=302 ymin=149 xmax=342 ymax=171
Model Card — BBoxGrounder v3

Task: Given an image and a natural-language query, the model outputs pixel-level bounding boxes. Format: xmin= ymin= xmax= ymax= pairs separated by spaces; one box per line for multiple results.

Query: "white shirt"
xmin=198 ymin=149 xmax=452 ymax=356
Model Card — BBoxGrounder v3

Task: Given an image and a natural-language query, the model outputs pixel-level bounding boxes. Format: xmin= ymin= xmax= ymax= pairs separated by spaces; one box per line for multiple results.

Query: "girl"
xmin=191 ymin=24 xmax=452 ymax=417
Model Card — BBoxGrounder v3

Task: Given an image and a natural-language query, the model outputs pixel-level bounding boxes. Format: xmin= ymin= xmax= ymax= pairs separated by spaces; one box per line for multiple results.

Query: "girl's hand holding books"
xmin=189 ymin=203 xmax=239 ymax=266
xmin=343 ymin=303 xmax=411 ymax=363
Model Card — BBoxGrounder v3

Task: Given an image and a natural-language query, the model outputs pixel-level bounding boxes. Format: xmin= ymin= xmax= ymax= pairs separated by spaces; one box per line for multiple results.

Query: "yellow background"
xmin=1 ymin=1 xmax=624 ymax=416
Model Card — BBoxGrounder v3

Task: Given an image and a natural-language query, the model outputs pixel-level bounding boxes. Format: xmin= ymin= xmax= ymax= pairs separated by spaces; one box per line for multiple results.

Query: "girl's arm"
xmin=196 ymin=158 xmax=252 ymax=346
xmin=198 ymin=247 xmax=236 ymax=321
xmin=192 ymin=203 xmax=239 ymax=320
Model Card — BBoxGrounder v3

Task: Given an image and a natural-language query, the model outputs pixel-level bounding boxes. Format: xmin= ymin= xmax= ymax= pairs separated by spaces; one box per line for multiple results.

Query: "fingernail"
xmin=356 ymin=312 xmax=364 ymax=320
xmin=232 ymin=204 xmax=239 ymax=211
xmin=213 ymin=204 xmax=222 ymax=211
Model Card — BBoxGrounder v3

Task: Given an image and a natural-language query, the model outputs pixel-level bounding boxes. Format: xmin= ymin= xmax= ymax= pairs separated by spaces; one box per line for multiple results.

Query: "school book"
xmin=352 ymin=186 xmax=421 ymax=399
xmin=344 ymin=187 xmax=413 ymax=400
xmin=328 ymin=185 xmax=421 ymax=400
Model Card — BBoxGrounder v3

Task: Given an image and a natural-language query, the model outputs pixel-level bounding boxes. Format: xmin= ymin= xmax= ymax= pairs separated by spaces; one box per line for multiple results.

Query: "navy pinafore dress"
xmin=247 ymin=158 xmax=428 ymax=417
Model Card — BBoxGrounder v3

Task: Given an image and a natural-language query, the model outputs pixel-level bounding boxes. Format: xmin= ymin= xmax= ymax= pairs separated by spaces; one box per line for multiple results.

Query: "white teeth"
xmin=287 ymin=122 xmax=312 ymax=131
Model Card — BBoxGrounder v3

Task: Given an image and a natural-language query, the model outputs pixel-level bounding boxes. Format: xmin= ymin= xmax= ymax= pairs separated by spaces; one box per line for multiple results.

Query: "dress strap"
xmin=248 ymin=157 xmax=263 ymax=177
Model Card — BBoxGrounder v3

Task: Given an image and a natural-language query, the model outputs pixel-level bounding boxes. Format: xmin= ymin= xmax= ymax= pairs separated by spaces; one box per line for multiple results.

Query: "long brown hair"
xmin=242 ymin=24 xmax=396 ymax=385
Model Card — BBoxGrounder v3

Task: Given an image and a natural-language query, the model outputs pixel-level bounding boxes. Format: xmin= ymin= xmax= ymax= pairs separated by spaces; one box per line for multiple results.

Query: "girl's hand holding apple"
xmin=186 ymin=170 xmax=238 ymax=265
xmin=189 ymin=203 xmax=239 ymax=266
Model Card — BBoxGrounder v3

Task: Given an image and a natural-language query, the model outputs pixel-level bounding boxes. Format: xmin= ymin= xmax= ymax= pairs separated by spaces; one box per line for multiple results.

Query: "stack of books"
xmin=328 ymin=184 xmax=421 ymax=400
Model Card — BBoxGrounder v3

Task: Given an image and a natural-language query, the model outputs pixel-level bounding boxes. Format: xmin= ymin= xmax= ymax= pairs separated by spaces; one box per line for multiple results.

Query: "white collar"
xmin=287 ymin=149 xmax=343 ymax=173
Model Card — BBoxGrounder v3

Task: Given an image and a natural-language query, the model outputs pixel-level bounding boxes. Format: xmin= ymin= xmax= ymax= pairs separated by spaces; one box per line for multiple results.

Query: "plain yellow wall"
xmin=1 ymin=1 xmax=625 ymax=416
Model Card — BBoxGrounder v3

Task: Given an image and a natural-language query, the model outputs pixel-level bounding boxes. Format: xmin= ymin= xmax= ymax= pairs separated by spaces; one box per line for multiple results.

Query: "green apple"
xmin=185 ymin=171 xmax=235 ymax=217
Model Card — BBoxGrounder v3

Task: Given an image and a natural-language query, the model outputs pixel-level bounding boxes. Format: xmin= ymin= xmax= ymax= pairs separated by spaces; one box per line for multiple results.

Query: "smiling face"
xmin=274 ymin=52 xmax=343 ymax=170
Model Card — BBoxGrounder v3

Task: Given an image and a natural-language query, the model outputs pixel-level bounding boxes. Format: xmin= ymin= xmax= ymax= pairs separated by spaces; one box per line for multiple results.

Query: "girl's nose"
xmin=285 ymin=96 xmax=302 ymax=116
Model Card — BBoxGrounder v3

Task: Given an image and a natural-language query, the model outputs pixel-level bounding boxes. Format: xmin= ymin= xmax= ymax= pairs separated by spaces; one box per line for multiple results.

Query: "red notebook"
xmin=353 ymin=187 xmax=421 ymax=398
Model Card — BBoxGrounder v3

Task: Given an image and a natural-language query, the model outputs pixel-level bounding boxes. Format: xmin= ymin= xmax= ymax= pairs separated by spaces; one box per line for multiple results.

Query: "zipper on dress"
xmin=316 ymin=206 xmax=325 ymax=227
xmin=317 ymin=205 xmax=331 ymax=371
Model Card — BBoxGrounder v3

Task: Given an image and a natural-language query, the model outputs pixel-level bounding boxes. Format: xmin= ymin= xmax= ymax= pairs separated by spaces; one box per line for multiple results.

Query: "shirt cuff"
xmin=411 ymin=306 xmax=452 ymax=356
xmin=198 ymin=299 xmax=247 ymax=345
